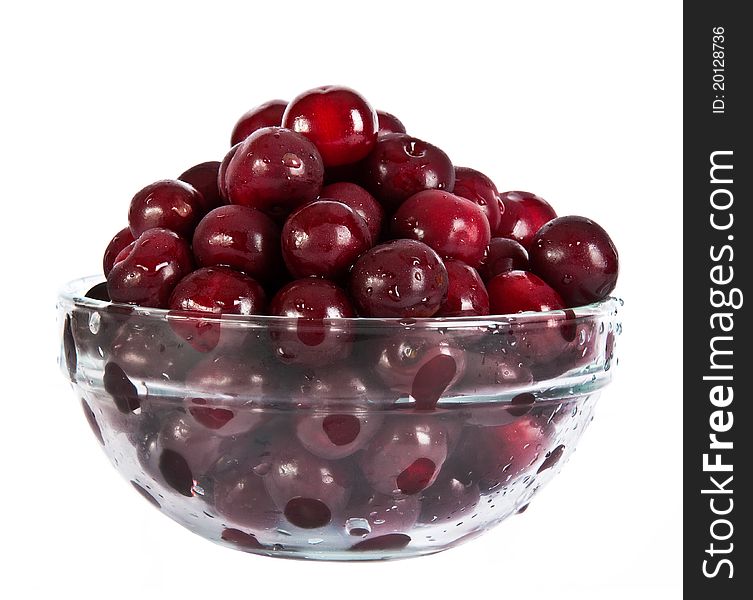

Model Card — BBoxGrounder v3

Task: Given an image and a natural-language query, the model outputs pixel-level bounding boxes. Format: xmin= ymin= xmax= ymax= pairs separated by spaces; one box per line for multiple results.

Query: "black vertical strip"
xmin=685 ymin=4 xmax=751 ymax=596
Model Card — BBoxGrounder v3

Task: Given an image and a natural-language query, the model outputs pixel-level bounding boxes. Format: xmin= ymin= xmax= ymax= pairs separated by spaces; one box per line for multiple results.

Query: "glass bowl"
xmin=58 ymin=275 xmax=621 ymax=561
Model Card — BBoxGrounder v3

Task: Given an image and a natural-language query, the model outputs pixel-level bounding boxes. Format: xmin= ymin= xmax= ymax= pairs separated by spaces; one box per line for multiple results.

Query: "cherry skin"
xmin=452 ymin=167 xmax=502 ymax=233
xmin=371 ymin=331 xmax=466 ymax=404
xmin=217 ymin=143 xmax=240 ymax=201
xmin=358 ymin=418 xmax=449 ymax=496
xmin=128 ymin=179 xmax=205 ymax=238
xmin=319 ymin=182 xmax=384 ymax=243
xmin=460 ymin=348 xmax=533 ymax=400
xmin=107 ymin=228 xmax=193 ymax=308
xmin=349 ymin=239 xmax=449 ymax=318
xmin=138 ymin=412 xmax=224 ymax=497
xmin=436 ymin=260 xmax=490 ymax=317
xmin=269 ymin=279 xmax=355 ymax=367
xmin=361 ymin=133 xmax=455 ymax=211
xmin=264 ymin=441 xmax=353 ymax=529
xmin=103 ymin=227 xmax=135 ymax=277
xmin=168 ymin=266 xmax=266 ymax=316
xmin=192 ymin=205 xmax=281 ymax=282
xmin=282 ymin=85 xmax=378 ymax=167
xmin=185 ymin=355 xmax=274 ymax=436
xmin=496 ymin=191 xmax=556 ymax=248
xmin=214 ymin=471 xmax=279 ymax=533
xmin=478 ymin=237 xmax=529 ymax=282
xmin=178 ymin=161 xmax=224 ymax=212
xmin=223 ymin=127 xmax=324 ymax=220
xmin=487 ymin=270 xmax=564 ymax=315
xmin=392 ymin=190 xmax=491 ymax=267
xmin=376 ymin=110 xmax=406 ymax=136
xmin=281 ymin=200 xmax=372 ymax=279
xmin=230 ymin=99 xmax=287 ymax=146
xmin=460 ymin=416 xmax=552 ymax=485
xmin=529 ymin=215 xmax=619 ymax=306
xmin=418 ymin=472 xmax=481 ymax=524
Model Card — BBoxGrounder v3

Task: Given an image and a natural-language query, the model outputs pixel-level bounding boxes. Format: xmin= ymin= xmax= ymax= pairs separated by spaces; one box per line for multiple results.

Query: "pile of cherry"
xmin=84 ymin=85 xmax=620 ymax=554
xmin=103 ymin=85 xmax=619 ymax=321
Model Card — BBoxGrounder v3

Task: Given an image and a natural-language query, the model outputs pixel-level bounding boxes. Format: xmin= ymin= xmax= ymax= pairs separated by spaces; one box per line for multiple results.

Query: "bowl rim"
xmin=58 ymin=275 xmax=622 ymax=329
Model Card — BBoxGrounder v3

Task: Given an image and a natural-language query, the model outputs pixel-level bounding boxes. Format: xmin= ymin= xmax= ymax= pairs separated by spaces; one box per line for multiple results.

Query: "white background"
xmin=1 ymin=1 xmax=682 ymax=598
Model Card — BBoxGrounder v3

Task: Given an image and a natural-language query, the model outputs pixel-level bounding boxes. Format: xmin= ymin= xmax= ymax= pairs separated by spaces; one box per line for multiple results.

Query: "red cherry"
xmin=192 ymin=205 xmax=281 ymax=282
xmin=419 ymin=473 xmax=480 ymax=524
xmin=529 ymin=215 xmax=619 ymax=306
xmin=349 ymin=239 xmax=449 ymax=318
xmin=178 ymin=161 xmax=224 ymax=212
xmin=358 ymin=418 xmax=448 ymax=496
xmin=282 ymin=85 xmax=378 ymax=167
xmin=319 ymin=182 xmax=384 ymax=242
xmin=214 ymin=469 xmax=279 ymax=532
xmin=478 ymin=238 xmax=529 ymax=282
xmin=460 ymin=349 xmax=533 ymax=399
xmin=230 ymin=99 xmax=287 ymax=146
xmin=361 ymin=133 xmax=455 ymax=211
xmin=264 ymin=441 xmax=353 ymax=529
xmin=376 ymin=110 xmax=406 ymax=136
xmin=436 ymin=260 xmax=489 ymax=317
xmin=391 ymin=190 xmax=490 ymax=267
xmin=453 ymin=167 xmax=502 ymax=233
xmin=281 ymin=200 xmax=371 ymax=279
xmin=269 ymin=279 xmax=355 ymax=367
xmin=461 ymin=417 xmax=551 ymax=485
xmin=103 ymin=227 xmax=135 ymax=277
xmin=107 ymin=228 xmax=193 ymax=308
xmin=223 ymin=127 xmax=324 ymax=220
xmin=168 ymin=266 xmax=266 ymax=316
xmin=218 ymin=143 xmax=240 ymax=201
xmin=487 ymin=270 xmax=564 ymax=315
xmin=372 ymin=331 xmax=465 ymax=404
xmin=496 ymin=191 xmax=556 ymax=248
xmin=128 ymin=179 xmax=205 ymax=238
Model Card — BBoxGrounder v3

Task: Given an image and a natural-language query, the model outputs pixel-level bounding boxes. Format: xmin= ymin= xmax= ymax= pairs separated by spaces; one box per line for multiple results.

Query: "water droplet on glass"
xmin=89 ymin=312 xmax=101 ymax=334
xmin=345 ymin=517 xmax=371 ymax=536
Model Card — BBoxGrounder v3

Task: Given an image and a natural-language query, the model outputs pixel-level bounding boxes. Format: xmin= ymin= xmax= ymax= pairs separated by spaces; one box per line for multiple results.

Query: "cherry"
xmin=436 ymin=261 xmax=489 ymax=317
xmin=282 ymin=85 xmax=378 ymax=167
xmin=281 ymin=200 xmax=371 ymax=279
xmin=418 ymin=473 xmax=480 ymax=524
xmin=478 ymin=238 xmax=529 ymax=282
xmin=496 ymin=191 xmax=556 ymax=248
xmin=103 ymin=227 xmax=135 ymax=277
xmin=460 ymin=417 xmax=551 ymax=485
xmin=178 ymin=161 xmax=224 ymax=212
xmin=372 ymin=331 xmax=465 ymax=403
xmin=108 ymin=321 xmax=196 ymax=382
xmin=223 ymin=127 xmax=324 ymax=220
xmin=343 ymin=489 xmax=420 ymax=538
xmin=107 ymin=228 xmax=193 ymax=308
xmin=460 ymin=348 xmax=533 ymax=400
xmin=350 ymin=533 xmax=412 ymax=551
xmin=358 ymin=418 xmax=448 ymax=496
xmin=264 ymin=441 xmax=352 ymax=529
xmin=192 ymin=205 xmax=281 ymax=282
xmin=487 ymin=270 xmax=564 ymax=315
xmin=217 ymin=143 xmax=240 ymax=201
xmin=291 ymin=369 xmax=384 ymax=459
xmin=529 ymin=215 xmax=619 ymax=306
xmin=139 ymin=412 xmax=224 ymax=497
xmin=168 ymin=266 xmax=266 ymax=316
xmin=213 ymin=464 xmax=279 ymax=532
xmin=319 ymin=182 xmax=384 ymax=242
xmin=391 ymin=190 xmax=490 ymax=267
xmin=376 ymin=110 xmax=406 ymax=136
xmin=452 ymin=167 xmax=502 ymax=233
xmin=230 ymin=99 xmax=287 ymax=146
xmin=269 ymin=279 xmax=355 ymax=367
xmin=349 ymin=239 xmax=449 ymax=318
xmin=361 ymin=133 xmax=455 ymax=210
xmin=128 ymin=179 xmax=205 ymax=238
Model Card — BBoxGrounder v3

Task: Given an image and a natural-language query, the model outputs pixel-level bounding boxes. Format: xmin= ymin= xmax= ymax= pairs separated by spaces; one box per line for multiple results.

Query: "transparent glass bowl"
xmin=58 ymin=276 xmax=621 ymax=561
